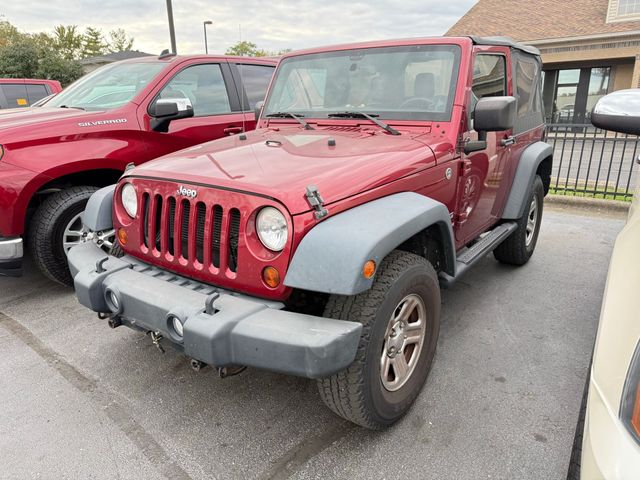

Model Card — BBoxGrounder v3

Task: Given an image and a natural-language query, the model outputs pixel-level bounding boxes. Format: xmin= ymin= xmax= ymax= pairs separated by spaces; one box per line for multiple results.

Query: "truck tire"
xmin=317 ymin=250 xmax=440 ymax=429
xmin=494 ymin=175 xmax=544 ymax=265
xmin=29 ymin=186 xmax=100 ymax=286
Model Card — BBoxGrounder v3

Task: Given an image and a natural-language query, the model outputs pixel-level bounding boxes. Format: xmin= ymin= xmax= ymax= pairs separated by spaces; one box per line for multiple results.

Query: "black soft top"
xmin=469 ymin=36 xmax=540 ymax=56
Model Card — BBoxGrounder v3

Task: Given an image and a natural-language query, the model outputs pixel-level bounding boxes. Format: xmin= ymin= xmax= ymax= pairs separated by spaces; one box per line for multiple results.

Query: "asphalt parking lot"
xmin=0 ymin=204 xmax=627 ymax=480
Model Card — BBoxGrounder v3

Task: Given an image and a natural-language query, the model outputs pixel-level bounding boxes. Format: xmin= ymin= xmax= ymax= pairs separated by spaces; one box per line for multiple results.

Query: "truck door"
xmin=456 ymin=48 xmax=513 ymax=245
xmin=138 ymin=61 xmax=247 ymax=159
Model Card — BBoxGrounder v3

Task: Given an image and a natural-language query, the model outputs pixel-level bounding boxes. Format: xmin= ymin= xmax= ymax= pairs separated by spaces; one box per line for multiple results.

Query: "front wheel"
xmin=317 ymin=250 xmax=441 ymax=429
xmin=493 ymin=175 xmax=544 ymax=266
xmin=29 ymin=186 xmax=115 ymax=286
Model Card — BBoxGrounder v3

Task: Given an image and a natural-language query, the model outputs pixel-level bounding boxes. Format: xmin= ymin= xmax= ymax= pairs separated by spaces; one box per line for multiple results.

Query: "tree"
xmin=0 ymin=40 xmax=39 ymax=78
xmin=108 ymin=28 xmax=134 ymax=52
xmin=82 ymin=27 xmax=106 ymax=58
xmin=52 ymin=25 xmax=84 ymax=60
xmin=225 ymin=41 xmax=269 ymax=57
xmin=36 ymin=51 xmax=84 ymax=85
xmin=0 ymin=20 xmax=22 ymax=48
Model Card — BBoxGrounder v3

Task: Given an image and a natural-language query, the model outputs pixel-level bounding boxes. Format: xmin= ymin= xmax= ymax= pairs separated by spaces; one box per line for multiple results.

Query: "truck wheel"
xmin=29 ymin=186 xmax=115 ymax=286
xmin=317 ymin=250 xmax=440 ymax=429
xmin=493 ymin=175 xmax=544 ymax=266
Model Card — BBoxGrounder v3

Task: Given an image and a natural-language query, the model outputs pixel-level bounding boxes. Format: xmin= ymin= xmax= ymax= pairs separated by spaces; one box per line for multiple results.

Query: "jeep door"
xmin=456 ymin=47 xmax=513 ymax=245
xmin=138 ymin=60 xmax=250 ymax=159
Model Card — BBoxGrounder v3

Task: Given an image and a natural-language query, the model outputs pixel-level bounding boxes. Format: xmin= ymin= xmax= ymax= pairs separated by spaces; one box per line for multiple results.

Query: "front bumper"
xmin=68 ymin=242 xmax=362 ymax=378
xmin=0 ymin=237 xmax=23 ymax=277
xmin=581 ymin=373 xmax=640 ymax=479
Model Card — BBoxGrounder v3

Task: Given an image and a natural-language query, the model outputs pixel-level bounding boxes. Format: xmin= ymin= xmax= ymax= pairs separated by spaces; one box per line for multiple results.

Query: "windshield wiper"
xmin=59 ymin=105 xmax=86 ymax=110
xmin=327 ymin=111 xmax=400 ymax=135
xmin=265 ymin=112 xmax=314 ymax=130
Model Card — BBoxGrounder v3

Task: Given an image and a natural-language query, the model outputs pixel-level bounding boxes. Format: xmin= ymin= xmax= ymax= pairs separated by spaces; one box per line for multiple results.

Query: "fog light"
xmin=363 ymin=260 xmax=376 ymax=279
xmin=262 ymin=266 xmax=280 ymax=288
xmin=171 ymin=315 xmax=184 ymax=337
xmin=117 ymin=228 xmax=127 ymax=246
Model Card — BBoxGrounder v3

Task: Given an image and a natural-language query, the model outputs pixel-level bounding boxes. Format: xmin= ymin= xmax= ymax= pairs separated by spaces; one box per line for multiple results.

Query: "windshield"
xmin=264 ymin=44 xmax=461 ymax=122
xmin=47 ymin=62 xmax=165 ymax=111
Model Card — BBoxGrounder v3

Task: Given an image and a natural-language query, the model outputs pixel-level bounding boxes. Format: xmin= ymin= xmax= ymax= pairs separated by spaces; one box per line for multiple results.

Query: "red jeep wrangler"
xmin=0 ymin=54 xmax=276 ymax=283
xmin=69 ymin=36 xmax=552 ymax=429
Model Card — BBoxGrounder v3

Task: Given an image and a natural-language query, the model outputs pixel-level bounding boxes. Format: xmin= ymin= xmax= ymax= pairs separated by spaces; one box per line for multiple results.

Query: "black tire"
xmin=493 ymin=175 xmax=544 ymax=265
xmin=317 ymin=250 xmax=441 ymax=429
xmin=29 ymin=186 xmax=99 ymax=286
xmin=567 ymin=370 xmax=589 ymax=480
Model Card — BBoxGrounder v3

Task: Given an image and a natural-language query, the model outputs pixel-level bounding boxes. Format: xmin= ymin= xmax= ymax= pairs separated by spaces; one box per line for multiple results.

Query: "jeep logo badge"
xmin=177 ymin=186 xmax=197 ymax=198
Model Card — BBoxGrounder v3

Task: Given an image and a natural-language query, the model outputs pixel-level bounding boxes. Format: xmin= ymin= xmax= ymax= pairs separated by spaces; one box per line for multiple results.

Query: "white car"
xmin=568 ymin=89 xmax=640 ymax=479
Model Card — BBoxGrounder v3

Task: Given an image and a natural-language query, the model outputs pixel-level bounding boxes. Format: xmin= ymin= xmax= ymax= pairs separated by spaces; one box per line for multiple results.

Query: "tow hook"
xmin=107 ymin=316 xmax=122 ymax=329
xmin=149 ymin=331 xmax=165 ymax=353
xmin=190 ymin=359 xmax=207 ymax=371
xmin=218 ymin=366 xmax=247 ymax=378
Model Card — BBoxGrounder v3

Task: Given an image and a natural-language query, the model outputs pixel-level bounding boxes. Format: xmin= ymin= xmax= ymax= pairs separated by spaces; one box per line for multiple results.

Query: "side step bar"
xmin=439 ymin=222 xmax=518 ymax=288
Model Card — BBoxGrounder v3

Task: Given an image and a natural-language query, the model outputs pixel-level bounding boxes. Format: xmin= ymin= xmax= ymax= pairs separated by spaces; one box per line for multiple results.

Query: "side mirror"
xmin=150 ymin=98 xmax=194 ymax=133
xmin=466 ymin=96 xmax=516 ymax=153
xmin=591 ymin=89 xmax=640 ymax=135
xmin=255 ymin=100 xmax=265 ymax=122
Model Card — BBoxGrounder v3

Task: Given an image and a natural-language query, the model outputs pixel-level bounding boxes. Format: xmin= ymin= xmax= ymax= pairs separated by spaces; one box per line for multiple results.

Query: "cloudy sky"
xmin=1 ymin=0 xmax=476 ymax=55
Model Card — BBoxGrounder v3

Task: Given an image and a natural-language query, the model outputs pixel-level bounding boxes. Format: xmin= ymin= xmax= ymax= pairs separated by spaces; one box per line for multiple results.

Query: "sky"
xmin=0 ymin=0 xmax=477 ymax=55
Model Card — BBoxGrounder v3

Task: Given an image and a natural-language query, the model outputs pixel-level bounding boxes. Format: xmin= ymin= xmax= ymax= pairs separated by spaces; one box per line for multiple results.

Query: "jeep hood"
xmin=128 ymin=126 xmax=437 ymax=215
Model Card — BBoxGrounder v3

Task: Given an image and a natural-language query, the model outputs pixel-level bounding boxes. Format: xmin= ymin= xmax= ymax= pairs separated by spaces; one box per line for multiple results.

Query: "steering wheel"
xmin=399 ymin=97 xmax=436 ymax=110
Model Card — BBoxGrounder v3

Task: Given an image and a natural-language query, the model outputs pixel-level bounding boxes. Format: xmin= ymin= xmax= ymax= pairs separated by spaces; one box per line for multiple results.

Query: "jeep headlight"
xmin=121 ymin=183 xmax=138 ymax=218
xmin=256 ymin=207 xmax=288 ymax=251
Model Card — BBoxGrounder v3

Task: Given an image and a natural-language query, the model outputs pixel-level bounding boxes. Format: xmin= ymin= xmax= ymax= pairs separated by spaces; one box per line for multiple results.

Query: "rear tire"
xmin=29 ymin=186 xmax=99 ymax=286
xmin=494 ymin=175 xmax=544 ymax=265
xmin=317 ymin=250 xmax=440 ymax=429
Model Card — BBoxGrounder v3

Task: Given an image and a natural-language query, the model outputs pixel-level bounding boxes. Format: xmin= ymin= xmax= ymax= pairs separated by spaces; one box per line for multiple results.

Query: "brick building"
xmin=447 ymin=0 xmax=640 ymax=123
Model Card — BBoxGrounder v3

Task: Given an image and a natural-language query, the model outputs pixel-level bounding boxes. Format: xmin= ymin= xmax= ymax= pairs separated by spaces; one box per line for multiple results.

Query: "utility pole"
xmin=166 ymin=0 xmax=177 ymax=54
xmin=203 ymin=20 xmax=213 ymax=54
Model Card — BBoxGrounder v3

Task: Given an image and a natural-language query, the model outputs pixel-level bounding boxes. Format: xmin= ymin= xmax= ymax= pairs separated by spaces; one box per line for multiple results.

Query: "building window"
xmin=607 ymin=0 xmax=640 ymax=22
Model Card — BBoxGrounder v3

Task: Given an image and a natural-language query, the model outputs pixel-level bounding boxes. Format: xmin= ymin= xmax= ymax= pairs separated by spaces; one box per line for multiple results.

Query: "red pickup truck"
xmin=0 ymin=78 xmax=63 ymax=108
xmin=0 ymin=53 xmax=276 ymax=283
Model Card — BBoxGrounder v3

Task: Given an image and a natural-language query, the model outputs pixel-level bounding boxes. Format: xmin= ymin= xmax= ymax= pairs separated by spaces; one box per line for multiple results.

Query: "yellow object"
xmin=17 ymin=98 xmax=27 ymax=106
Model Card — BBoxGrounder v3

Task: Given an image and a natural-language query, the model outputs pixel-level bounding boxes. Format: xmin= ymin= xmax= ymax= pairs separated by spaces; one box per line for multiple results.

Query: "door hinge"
xmin=305 ymin=185 xmax=328 ymax=219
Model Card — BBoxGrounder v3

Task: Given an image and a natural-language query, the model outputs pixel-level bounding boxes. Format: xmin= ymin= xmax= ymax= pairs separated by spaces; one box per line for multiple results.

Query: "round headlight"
xmin=121 ymin=183 xmax=138 ymax=218
xmin=256 ymin=207 xmax=288 ymax=252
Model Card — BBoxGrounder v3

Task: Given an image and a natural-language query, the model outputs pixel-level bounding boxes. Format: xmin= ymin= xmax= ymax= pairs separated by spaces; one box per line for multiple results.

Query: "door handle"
xmin=224 ymin=126 xmax=244 ymax=135
xmin=500 ymin=135 xmax=516 ymax=147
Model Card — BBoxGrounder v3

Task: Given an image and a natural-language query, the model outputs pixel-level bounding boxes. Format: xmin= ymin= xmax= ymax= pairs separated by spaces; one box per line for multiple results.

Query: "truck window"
xmin=1 ymin=84 xmax=29 ymax=108
xmin=157 ymin=64 xmax=231 ymax=117
xmin=237 ymin=64 xmax=275 ymax=110
xmin=47 ymin=62 xmax=164 ymax=111
xmin=264 ymin=44 xmax=461 ymax=121
xmin=469 ymin=54 xmax=506 ymax=127
xmin=515 ymin=58 xmax=539 ymax=116
xmin=26 ymin=84 xmax=50 ymax=105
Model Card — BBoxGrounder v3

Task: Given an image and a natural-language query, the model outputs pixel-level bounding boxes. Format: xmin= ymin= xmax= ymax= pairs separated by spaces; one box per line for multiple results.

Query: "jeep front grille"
xmin=140 ymin=192 xmax=240 ymax=273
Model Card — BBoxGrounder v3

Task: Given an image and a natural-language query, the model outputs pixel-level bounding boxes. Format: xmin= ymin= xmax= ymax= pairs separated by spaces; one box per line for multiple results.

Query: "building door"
xmin=542 ymin=67 xmax=610 ymax=124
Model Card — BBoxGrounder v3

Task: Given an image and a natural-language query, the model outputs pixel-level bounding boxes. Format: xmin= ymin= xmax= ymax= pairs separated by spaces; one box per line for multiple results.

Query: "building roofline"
xmin=525 ymin=29 xmax=640 ymax=45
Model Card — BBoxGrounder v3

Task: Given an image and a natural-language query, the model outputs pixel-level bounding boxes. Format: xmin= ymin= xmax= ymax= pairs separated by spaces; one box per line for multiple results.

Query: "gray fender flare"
xmin=502 ymin=141 xmax=553 ymax=219
xmin=83 ymin=184 xmax=115 ymax=231
xmin=283 ymin=192 xmax=455 ymax=296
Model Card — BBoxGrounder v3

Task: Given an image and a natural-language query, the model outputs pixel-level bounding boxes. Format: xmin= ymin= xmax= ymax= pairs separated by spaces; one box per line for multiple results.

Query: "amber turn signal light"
xmin=631 ymin=384 xmax=640 ymax=438
xmin=117 ymin=228 xmax=127 ymax=246
xmin=363 ymin=260 xmax=376 ymax=279
xmin=262 ymin=266 xmax=280 ymax=288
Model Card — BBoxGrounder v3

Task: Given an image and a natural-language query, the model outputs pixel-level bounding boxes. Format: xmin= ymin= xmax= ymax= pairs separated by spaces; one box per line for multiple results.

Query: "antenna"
xmin=239 ymin=23 xmax=246 ymax=135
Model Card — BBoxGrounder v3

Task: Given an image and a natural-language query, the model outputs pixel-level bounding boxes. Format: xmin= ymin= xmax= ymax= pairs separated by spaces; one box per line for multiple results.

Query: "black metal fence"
xmin=546 ymin=123 xmax=639 ymax=201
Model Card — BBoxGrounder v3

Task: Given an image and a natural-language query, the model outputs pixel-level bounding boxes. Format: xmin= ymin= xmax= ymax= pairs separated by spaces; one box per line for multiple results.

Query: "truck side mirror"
xmin=591 ymin=89 xmax=640 ymax=135
xmin=465 ymin=96 xmax=516 ymax=153
xmin=150 ymin=98 xmax=194 ymax=133
xmin=255 ymin=100 xmax=265 ymax=122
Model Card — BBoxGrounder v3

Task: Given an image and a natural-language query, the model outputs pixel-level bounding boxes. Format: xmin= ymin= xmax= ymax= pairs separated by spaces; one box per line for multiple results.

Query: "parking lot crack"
xmin=0 ymin=311 xmax=193 ymax=480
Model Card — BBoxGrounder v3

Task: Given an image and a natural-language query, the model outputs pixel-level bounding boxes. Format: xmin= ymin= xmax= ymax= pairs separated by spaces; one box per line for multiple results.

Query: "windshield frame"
xmin=263 ymin=43 xmax=462 ymax=123
xmin=46 ymin=61 xmax=167 ymax=111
